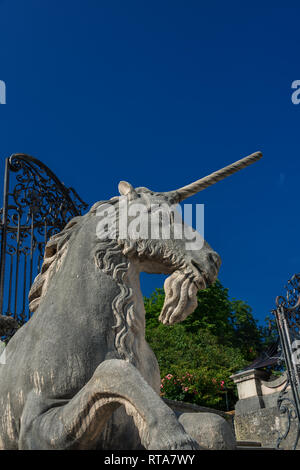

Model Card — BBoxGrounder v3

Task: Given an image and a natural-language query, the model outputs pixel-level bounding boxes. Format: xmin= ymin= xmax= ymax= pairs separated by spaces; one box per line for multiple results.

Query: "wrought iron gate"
xmin=0 ymin=153 xmax=88 ymax=335
xmin=273 ymin=273 xmax=300 ymax=449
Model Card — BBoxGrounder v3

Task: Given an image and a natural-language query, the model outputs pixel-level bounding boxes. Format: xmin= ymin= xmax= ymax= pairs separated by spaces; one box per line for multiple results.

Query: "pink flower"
xmin=166 ymin=374 xmax=173 ymax=380
xmin=184 ymin=387 xmax=189 ymax=392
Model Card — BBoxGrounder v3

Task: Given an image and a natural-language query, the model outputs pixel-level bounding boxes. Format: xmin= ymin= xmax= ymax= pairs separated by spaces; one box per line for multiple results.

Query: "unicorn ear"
xmin=118 ymin=181 xmax=138 ymax=199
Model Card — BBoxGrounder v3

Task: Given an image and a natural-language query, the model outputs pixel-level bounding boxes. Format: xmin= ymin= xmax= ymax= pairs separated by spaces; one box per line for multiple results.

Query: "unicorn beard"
xmin=159 ymin=271 xmax=198 ymax=325
xmin=117 ymin=238 xmax=201 ymax=326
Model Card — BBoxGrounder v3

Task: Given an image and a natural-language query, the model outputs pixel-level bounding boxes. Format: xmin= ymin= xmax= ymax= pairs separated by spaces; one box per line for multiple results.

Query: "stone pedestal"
xmin=230 ymin=369 xmax=300 ymax=449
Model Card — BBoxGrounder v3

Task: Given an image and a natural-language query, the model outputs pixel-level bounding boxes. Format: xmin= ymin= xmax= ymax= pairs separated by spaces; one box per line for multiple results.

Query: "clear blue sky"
xmin=0 ymin=1 xmax=299 ymax=326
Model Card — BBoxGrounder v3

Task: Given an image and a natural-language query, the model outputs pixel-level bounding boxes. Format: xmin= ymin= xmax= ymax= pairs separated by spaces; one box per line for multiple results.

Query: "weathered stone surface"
xmin=163 ymin=397 xmax=231 ymax=421
xmin=232 ymin=375 xmax=300 ymax=449
xmin=179 ymin=412 xmax=236 ymax=450
xmin=234 ymin=394 xmax=300 ymax=450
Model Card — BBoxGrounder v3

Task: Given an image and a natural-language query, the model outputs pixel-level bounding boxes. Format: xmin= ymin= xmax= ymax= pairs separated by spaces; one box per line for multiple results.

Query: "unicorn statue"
xmin=0 ymin=152 xmax=261 ymax=449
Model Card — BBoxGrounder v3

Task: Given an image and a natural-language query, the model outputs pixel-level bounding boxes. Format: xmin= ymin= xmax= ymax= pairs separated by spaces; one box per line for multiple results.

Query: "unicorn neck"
xmin=98 ymin=245 xmax=147 ymax=364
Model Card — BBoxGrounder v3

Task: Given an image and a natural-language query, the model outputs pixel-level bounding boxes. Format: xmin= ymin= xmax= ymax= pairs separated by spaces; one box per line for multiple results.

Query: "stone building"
xmin=231 ymin=341 xmax=300 ymax=449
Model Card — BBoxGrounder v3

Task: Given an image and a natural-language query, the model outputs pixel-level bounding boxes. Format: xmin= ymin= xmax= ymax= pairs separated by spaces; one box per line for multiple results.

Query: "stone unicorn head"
xmin=29 ymin=151 xmax=262 ymax=332
xmin=92 ymin=152 xmax=262 ymax=327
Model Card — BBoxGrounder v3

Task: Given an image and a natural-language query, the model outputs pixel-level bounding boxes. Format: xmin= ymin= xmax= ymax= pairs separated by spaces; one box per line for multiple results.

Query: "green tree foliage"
xmin=144 ymin=280 xmax=270 ymax=411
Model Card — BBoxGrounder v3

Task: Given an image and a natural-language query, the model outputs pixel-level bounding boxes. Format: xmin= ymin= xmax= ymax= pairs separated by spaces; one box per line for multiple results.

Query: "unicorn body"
xmin=0 ymin=152 xmax=261 ymax=449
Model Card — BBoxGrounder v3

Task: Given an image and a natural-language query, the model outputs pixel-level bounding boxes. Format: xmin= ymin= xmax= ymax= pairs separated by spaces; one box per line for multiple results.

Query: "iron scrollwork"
xmin=0 ymin=153 xmax=88 ymax=336
xmin=273 ymin=273 xmax=300 ymax=449
xmin=8 ymin=153 xmax=88 ymax=229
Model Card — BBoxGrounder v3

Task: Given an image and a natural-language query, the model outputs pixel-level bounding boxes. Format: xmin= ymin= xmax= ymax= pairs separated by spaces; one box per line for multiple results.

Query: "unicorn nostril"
xmin=208 ymin=252 xmax=221 ymax=271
